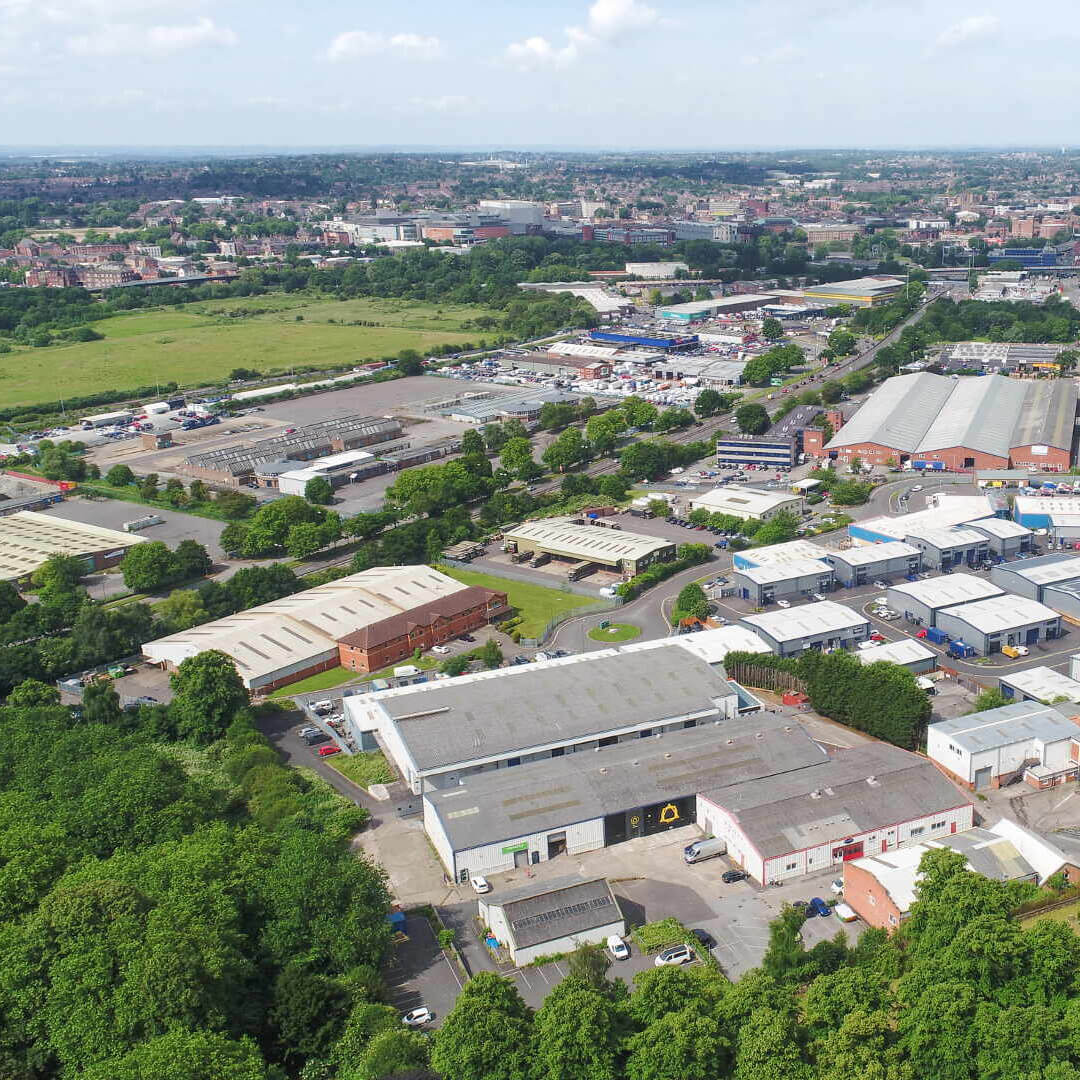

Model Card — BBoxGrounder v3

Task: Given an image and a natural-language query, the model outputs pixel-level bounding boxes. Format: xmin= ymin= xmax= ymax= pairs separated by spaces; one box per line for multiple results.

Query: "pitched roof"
xmin=336 ymin=586 xmax=503 ymax=650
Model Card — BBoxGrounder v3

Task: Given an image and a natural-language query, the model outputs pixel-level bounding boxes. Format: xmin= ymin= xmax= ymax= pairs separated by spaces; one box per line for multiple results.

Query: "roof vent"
xmin=784 ymin=726 xmax=792 ymax=732
xmin=726 ymin=738 xmax=734 ymax=745
xmin=866 ymin=775 xmax=880 ymax=786
xmin=823 ymin=786 xmax=835 ymax=796
xmin=632 ymin=760 xmax=639 ymax=767
xmin=755 ymin=732 xmax=764 ymax=739
xmin=664 ymin=752 xmax=672 ymax=759
xmin=599 ymin=767 xmax=608 ymax=774
xmin=810 ymin=789 xmax=823 ymax=799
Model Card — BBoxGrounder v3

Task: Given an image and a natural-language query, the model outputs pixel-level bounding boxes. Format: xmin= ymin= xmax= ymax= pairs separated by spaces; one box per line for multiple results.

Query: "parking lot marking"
xmin=515 ymin=968 xmax=532 ymax=990
xmin=440 ymin=948 xmax=463 ymax=991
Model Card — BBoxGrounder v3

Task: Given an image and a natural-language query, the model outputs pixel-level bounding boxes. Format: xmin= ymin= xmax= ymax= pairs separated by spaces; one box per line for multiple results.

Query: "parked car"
xmin=690 ymin=928 xmax=716 ymax=949
xmin=721 ymin=868 xmax=749 ymax=884
xmin=459 ymin=633 xmax=475 ymax=643
xmin=311 ymin=700 xmax=333 ymax=715
xmin=402 ymin=1007 xmax=434 ymax=1027
xmin=470 ymin=875 xmax=492 ymax=894
xmin=811 ymin=592 xmax=826 ymax=601
xmin=830 ymin=879 xmax=844 ymax=896
xmin=298 ymin=725 xmax=321 ymax=739
xmin=809 ymin=897 xmax=831 ymax=917
xmin=607 ymin=934 xmax=630 ymax=961
xmin=654 ymin=943 xmax=695 ymax=967
xmin=511 ymin=655 xmax=531 ymax=665
xmin=869 ymin=632 xmax=886 ymax=642
xmin=316 ymin=745 xmax=342 ymax=757
xmin=432 ymin=645 xmax=450 ymax=655
xmin=776 ymin=599 xmax=791 ymax=608
xmin=872 ymin=580 xmax=889 ymax=589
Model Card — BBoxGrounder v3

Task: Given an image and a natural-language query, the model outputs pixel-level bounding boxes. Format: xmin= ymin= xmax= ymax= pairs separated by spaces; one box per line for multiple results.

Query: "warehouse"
xmin=658 ymin=295 xmax=774 ymax=320
xmin=142 ymin=566 xmax=476 ymax=691
xmin=479 ymin=878 xmax=625 ymax=966
xmin=0 ymin=510 xmax=146 ymax=584
xmin=999 ymin=666 xmax=1080 ymax=705
xmin=855 ymin=638 xmax=937 ymax=674
xmin=733 ymin=539 xmax=827 ymax=570
xmin=990 ymin=554 xmax=1080 ymax=601
xmin=650 ymin=355 xmax=748 ymax=387
xmin=843 ymin=826 xmax=1037 ymax=931
xmin=849 ymin=495 xmax=1000 ymax=544
xmin=934 ymin=594 xmax=1062 ymax=656
xmin=824 ymin=541 xmax=922 ymax=586
xmin=1013 ymin=496 xmax=1080 ymax=531
xmin=800 ymin=276 xmax=904 ymax=308
xmin=275 ymin=449 xmax=385 ymax=496
xmin=885 ymin=574 xmax=1003 ymax=627
xmin=739 ymin=600 xmax=870 ymax=657
xmin=422 ymin=713 xmax=827 ymax=880
xmin=622 ymin=624 xmax=770 ymax=665
xmin=1042 ymin=580 xmax=1080 ymax=621
xmin=966 ymin=517 xmax=1033 ymax=558
xmin=903 ymin=524 xmax=990 ymax=570
xmin=689 ymin=486 xmax=805 ymax=522
xmin=507 ymin=353 xmax=612 ymax=379
xmin=824 ymin=372 xmax=1076 ymax=471
xmin=927 ymin=701 xmax=1080 ymax=790
xmin=732 ymin=558 xmax=835 ymax=606
xmin=697 ymin=742 xmax=974 ymax=885
xmin=349 ymin=649 xmax=741 ymax=794
xmin=502 ymin=520 xmax=676 ymax=577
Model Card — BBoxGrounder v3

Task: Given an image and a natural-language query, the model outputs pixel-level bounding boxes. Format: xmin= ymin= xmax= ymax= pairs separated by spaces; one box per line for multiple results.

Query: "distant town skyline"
xmin=0 ymin=0 xmax=1071 ymax=147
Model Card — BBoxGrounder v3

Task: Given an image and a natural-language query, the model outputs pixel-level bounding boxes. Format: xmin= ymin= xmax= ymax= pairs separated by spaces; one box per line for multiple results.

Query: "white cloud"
xmin=933 ymin=14 xmax=1000 ymax=50
xmin=408 ymin=94 xmax=473 ymax=112
xmin=66 ymin=16 xmax=236 ymax=55
xmin=327 ymin=30 xmax=443 ymax=62
xmin=744 ymin=44 xmax=805 ymax=66
xmin=506 ymin=0 xmax=661 ymax=69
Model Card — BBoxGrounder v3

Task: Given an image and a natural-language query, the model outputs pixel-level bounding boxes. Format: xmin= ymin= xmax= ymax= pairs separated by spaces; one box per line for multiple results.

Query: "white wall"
xmin=512 ymin=921 xmax=625 ymax=966
xmin=695 ymin=797 xmax=765 ymax=882
xmin=447 ymin=817 xmax=606 ymax=879
xmin=929 ymin=726 xmax=1076 ymax=783
xmin=422 ymin=795 xmax=457 ymax=876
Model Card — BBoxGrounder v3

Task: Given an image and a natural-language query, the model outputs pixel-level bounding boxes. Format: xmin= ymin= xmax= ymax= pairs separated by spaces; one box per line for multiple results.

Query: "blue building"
xmin=988 ymin=249 xmax=1060 ymax=268
xmin=588 ymin=330 xmax=698 ymax=350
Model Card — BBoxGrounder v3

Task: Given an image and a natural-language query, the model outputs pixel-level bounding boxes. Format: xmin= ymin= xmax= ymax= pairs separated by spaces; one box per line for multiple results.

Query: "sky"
xmin=0 ymin=0 xmax=1075 ymax=149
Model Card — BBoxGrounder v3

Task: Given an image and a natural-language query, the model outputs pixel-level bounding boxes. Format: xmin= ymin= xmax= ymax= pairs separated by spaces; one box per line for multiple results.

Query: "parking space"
xmin=384 ymin=912 xmax=463 ymax=1029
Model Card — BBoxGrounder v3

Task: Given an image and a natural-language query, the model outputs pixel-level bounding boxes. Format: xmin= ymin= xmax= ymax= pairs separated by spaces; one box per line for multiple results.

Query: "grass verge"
xmin=587 ymin=622 xmax=642 ymax=642
xmin=324 ymin=751 xmax=395 ymax=788
xmin=267 ymin=666 xmax=363 ymax=699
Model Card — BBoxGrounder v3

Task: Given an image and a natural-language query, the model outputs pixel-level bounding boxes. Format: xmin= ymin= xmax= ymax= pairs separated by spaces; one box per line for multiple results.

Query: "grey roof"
xmin=702 ymin=743 xmax=971 ymax=858
xmin=1013 ymin=379 xmax=1078 ymax=452
xmin=425 ymin=714 xmax=827 ymax=851
xmin=734 ymin=558 xmax=834 ymax=586
xmin=999 ymin=666 xmax=1080 ymax=704
xmin=825 ymin=372 xmax=953 ymax=454
xmin=930 ymin=701 xmax=1080 ymax=753
xmin=937 ymin=593 xmax=1060 ymax=633
xmin=493 ymin=877 xmax=622 ymax=949
xmin=995 ymin=553 xmax=1080 ymax=586
xmin=826 ymin=541 xmax=920 ymax=567
xmin=915 ymin=376 xmax=1026 ymax=458
xmin=967 ymin=518 xmax=1031 ymax=540
xmin=380 ymin=649 xmax=736 ymax=771
xmin=887 ymin=573 xmax=1002 ymax=608
xmin=740 ymin=600 xmax=869 ymax=642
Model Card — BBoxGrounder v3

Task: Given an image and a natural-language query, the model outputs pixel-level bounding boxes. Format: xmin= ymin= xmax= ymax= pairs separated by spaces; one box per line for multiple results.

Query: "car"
xmin=776 ymin=599 xmax=791 ymax=608
xmin=857 ymin=640 xmax=880 ymax=651
xmin=872 ymin=580 xmax=888 ymax=589
xmin=311 ymin=700 xmax=333 ymax=715
xmin=910 ymin=484 xmax=923 ymax=492
xmin=811 ymin=592 xmax=826 ymax=601
xmin=690 ymin=928 xmax=716 ymax=949
xmin=607 ymin=934 xmax=630 ymax=960
xmin=809 ymin=897 xmax=831 ymax=917
xmin=722 ymin=868 xmax=749 ymax=884
xmin=431 ymin=645 xmax=451 ymax=655
xmin=870 ymin=632 xmax=886 ymax=642
xmin=459 ymin=633 xmax=475 ymax=643
xmin=830 ymin=878 xmax=844 ymax=896
xmin=511 ymin=655 xmax=531 ymax=665
xmin=654 ymin=943 xmax=695 ymax=967
xmin=402 ymin=1007 xmax=434 ymax=1027
xmin=298 ymin=725 xmax=321 ymax=739
xmin=316 ymin=744 xmax=342 ymax=757
xmin=470 ymin=875 xmax=491 ymax=893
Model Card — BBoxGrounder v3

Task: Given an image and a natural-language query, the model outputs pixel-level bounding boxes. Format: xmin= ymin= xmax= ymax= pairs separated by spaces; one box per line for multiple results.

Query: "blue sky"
xmin=0 ymin=0 xmax=1073 ymax=148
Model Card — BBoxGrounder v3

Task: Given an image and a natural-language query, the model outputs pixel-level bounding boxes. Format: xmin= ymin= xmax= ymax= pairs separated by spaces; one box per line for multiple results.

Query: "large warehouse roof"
xmin=736 ymin=558 xmax=834 ymax=585
xmin=424 ymin=715 xmax=827 ymax=852
xmin=998 ymin=554 xmax=1080 ymax=586
xmin=0 ymin=510 xmax=146 ymax=581
xmin=504 ymin=521 xmax=673 ymax=565
xmin=856 ymin=639 xmax=936 ymax=667
xmin=826 ymin=372 xmax=1077 ymax=457
xmin=703 ymin=743 xmax=971 ymax=857
xmin=827 ymin=541 xmax=920 ymax=567
xmin=736 ymin=540 xmax=826 ymax=567
xmin=939 ymin=594 xmax=1060 ymax=633
xmin=888 ymin=573 xmax=1002 ymax=608
xmin=622 ymin=625 xmax=770 ymax=664
xmin=369 ymin=649 xmax=736 ymax=771
xmin=690 ymin=487 xmax=802 ymax=518
xmin=930 ymin=702 xmax=1080 ymax=754
xmin=740 ymin=600 xmax=868 ymax=642
xmin=143 ymin=566 xmax=468 ymax=689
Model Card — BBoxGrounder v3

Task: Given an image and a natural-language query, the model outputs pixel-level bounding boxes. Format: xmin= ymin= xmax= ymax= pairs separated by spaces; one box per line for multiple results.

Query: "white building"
xmin=927 ymin=701 xmax=1080 ymax=790
xmin=739 ymin=601 xmax=870 ymax=657
xmin=477 ymin=200 xmax=545 ymax=229
xmin=689 ymin=486 xmax=805 ymax=522
xmin=625 ymin=261 xmax=689 ymax=279
xmin=276 ymin=449 xmax=378 ymax=496
xmin=999 ymin=666 xmax=1080 ymax=705
xmin=855 ymin=638 xmax=937 ymax=673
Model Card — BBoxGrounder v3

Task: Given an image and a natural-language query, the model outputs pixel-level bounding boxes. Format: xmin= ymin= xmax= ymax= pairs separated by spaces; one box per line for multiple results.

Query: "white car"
xmin=470 ymin=875 xmax=492 ymax=894
xmin=857 ymin=640 xmax=880 ymax=651
xmin=830 ymin=878 xmax=844 ymax=896
xmin=432 ymin=645 xmax=451 ymax=655
xmin=910 ymin=484 xmax=923 ymax=492
xmin=776 ymin=599 xmax=791 ymax=608
xmin=654 ymin=943 xmax=694 ymax=967
xmin=402 ymin=1007 xmax=434 ymax=1027
xmin=311 ymin=700 xmax=333 ymax=715
xmin=607 ymin=934 xmax=630 ymax=961
xmin=811 ymin=592 xmax=826 ymax=602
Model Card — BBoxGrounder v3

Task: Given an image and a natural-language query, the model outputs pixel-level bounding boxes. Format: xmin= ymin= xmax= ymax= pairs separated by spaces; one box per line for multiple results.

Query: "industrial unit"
xmin=849 ymin=494 xmax=1004 ymax=545
xmin=142 ymin=567 xmax=495 ymax=691
xmin=927 ymin=701 xmax=1080 ymax=790
xmin=732 ymin=558 xmax=835 ymax=606
xmin=824 ymin=541 xmax=922 ymax=586
xmin=966 ymin=517 xmax=1034 ymax=558
xmin=733 ymin=539 xmax=828 ymax=570
xmin=823 ymin=372 xmax=1077 ymax=471
xmin=903 ymin=524 xmax=990 ymax=570
xmin=990 ymin=554 xmax=1080 ymax=602
xmin=999 ymin=666 xmax=1080 ymax=705
xmin=855 ymin=639 xmax=937 ymax=674
xmin=934 ymin=594 xmax=1062 ymax=656
xmin=1012 ymin=497 xmax=1080 ymax=549
xmin=507 ymin=352 xmax=612 ymax=379
xmin=658 ymin=295 xmax=773 ymax=321
xmin=799 ymin=276 xmax=904 ymax=307
xmin=348 ymin=649 xmax=741 ymax=795
xmin=739 ymin=600 xmax=871 ymax=657
xmin=502 ymin=520 xmax=676 ymax=578
xmin=886 ymin=574 xmax=1003 ymax=627
xmin=0 ymin=510 xmax=146 ymax=584
xmin=689 ymin=486 xmax=805 ymax=521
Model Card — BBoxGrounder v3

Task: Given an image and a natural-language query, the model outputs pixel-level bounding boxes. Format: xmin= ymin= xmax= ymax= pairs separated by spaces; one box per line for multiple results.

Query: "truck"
xmin=948 ymin=640 xmax=976 ymax=660
xmin=123 ymin=514 xmax=164 ymax=533
xmin=925 ymin=626 xmax=949 ymax=645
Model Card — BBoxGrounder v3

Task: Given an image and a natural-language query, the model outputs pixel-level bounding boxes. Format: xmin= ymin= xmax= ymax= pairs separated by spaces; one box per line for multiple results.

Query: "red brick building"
xmin=337 ymin=586 xmax=510 ymax=673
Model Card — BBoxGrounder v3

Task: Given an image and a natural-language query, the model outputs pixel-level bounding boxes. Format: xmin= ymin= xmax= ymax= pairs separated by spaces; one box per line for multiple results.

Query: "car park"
xmin=654 ymin=943 xmax=695 ymax=967
xmin=607 ymin=934 xmax=630 ymax=960
xmin=402 ymin=1007 xmax=434 ymax=1027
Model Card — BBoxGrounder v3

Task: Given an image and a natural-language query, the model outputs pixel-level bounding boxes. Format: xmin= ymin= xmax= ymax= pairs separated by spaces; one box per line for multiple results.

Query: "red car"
xmin=316 ymin=744 xmax=342 ymax=757
xmin=870 ymin=632 xmax=886 ymax=642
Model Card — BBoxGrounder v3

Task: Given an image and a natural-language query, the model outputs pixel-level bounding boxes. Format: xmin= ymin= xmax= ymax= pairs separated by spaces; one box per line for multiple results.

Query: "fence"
xmin=520 ymin=597 xmax=623 ymax=648
xmin=727 ymin=661 xmax=806 ymax=695
xmin=440 ymin=557 xmax=614 ymax=599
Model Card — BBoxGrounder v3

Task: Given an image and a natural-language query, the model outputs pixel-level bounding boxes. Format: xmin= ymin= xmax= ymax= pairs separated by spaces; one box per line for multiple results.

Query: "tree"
xmin=542 ymin=427 xmax=587 ymax=472
xmin=305 ymin=476 xmax=334 ymax=505
xmin=567 ymin=942 xmax=612 ymax=990
xmin=733 ymin=1007 xmax=810 ymax=1080
xmin=169 ymin=650 xmax=249 ymax=743
xmin=761 ymin=317 xmax=784 ymax=341
xmin=173 ymin=539 xmax=212 ymax=580
xmin=586 ymin=412 xmax=626 ymax=455
xmin=214 ymin=490 xmax=257 ymax=520
xmin=460 ymin=428 xmax=486 ymax=456
xmin=6 ymin=678 xmax=60 ymax=708
xmin=157 ymin=589 xmax=209 ymax=633
xmin=694 ymin=388 xmax=725 ymax=417
xmin=970 ymin=688 xmax=1010 ymax=713
xmin=285 ymin=522 xmax=326 ymax=560
xmin=269 ymin=965 xmax=350 ymax=1065
xmin=81 ymin=679 xmax=123 ymax=726
xmin=500 ymin=437 xmax=537 ymax=480
xmin=672 ymin=582 xmax=709 ymax=625
xmin=121 ymin=541 xmax=178 ymax=592
xmin=32 ymin=553 xmax=86 ymax=592
xmin=735 ymin=404 xmax=770 ymax=436
xmin=188 ymin=479 xmax=209 ymax=502
xmin=139 ymin=472 xmax=160 ymax=500
xmin=78 ymin=1029 xmax=270 ymax=1080
xmin=220 ymin=521 xmax=250 ymax=555
xmin=533 ymin=979 xmax=620 ymax=1080
xmin=625 ymin=1008 xmax=729 ymax=1080
xmin=105 ymin=464 xmax=135 ymax=486
xmin=830 ymin=480 xmax=872 ymax=506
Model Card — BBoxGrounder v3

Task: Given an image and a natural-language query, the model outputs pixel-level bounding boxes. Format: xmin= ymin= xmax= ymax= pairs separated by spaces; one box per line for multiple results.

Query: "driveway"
xmin=384 ymin=911 xmax=463 ymax=1029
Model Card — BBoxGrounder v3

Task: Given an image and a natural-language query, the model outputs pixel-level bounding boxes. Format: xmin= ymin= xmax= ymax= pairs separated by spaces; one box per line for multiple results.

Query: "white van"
xmin=684 ymin=837 xmax=727 ymax=864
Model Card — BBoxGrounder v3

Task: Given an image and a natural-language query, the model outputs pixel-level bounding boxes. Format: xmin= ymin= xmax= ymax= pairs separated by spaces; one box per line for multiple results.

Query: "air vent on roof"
xmin=664 ymin=752 xmax=672 ymax=759
xmin=632 ymin=760 xmax=639 ymax=766
xmin=823 ymin=787 xmax=835 ymax=796
xmin=599 ymin=767 xmax=608 ymax=774
xmin=810 ymin=789 xmax=822 ymax=799
xmin=784 ymin=726 xmax=792 ymax=732
xmin=755 ymin=732 xmax=764 ymax=739
xmin=867 ymin=775 xmax=880 ymax=786
xmin=726 ymin=738 xmax=734 ymax=745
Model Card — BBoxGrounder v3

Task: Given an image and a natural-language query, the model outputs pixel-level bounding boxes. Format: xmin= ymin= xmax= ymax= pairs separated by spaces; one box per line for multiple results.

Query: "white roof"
xmin=940 ymin=593 xmax=1060 ymax=633
xmin=888 ymin=573 xmax=1002 ymax=608
xmin=0 ymin=510 xmax=146 ymax=581
xmin=828 ymin=540 xmax=920 ymax=567
xmin=1000 ymin=666 xmax=1080 ymax=704
xmin=856 ymin=639 xmax=936 ymax=667
xmin=1004 ymin=557 xmax=1080 ymax=586
xmin=989 ymin=819 xmax=1075 ymax=884
xmin=143 ymin=566 xmax=468 ymax=688
xmin=1015 ymin=496 xmax=1080 ymax=516
xmin=856 ymin=496 xmax=997 ymax=540
xmin=738 ymin=540 xmax=827 ymax=567
xmin=741 ymin=600 xmax=869 ymax=642
xmin=547 ymin=341 xmax=621 ymax=359
xmin=690 ymin=487 xmax=802 ymax=516
xmin=736 ymin=558 xmax=835 ymax=585
xmin=503 ymin=520 xmax=674 ymax=562
xmin=905 ymin=524 xmax=989 ymax=549
xmin=623 ymin=625 xmax=770 ymax=664
xmin=968 ymin=518 xmax=1031 ymax=539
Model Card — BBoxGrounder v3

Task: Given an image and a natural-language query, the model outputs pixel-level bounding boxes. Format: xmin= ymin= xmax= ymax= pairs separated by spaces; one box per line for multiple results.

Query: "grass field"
xmin=587 ymin=622 xmax=642 ymax=642
xmin=0 ymin=295 xmax=487 ymax=407
xmin=267 ymin=666 xmax=363 ymax=699
xmin=324 ymin=751 xmax=396 ymax=789
xmin=437 ymin=565 xmax=597 ymax=638
xmin=1020 ymin=899 xmax=1080 ymax=930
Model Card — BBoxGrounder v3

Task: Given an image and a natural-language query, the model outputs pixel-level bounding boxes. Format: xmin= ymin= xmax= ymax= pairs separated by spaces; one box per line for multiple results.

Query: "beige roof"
xmin=504 ymin=520 xmax=674 ymax=565
xmin=143 ymin=566 xmax=468 ymax=688
xmin=0 ymin=510 xmax=146 ymax=581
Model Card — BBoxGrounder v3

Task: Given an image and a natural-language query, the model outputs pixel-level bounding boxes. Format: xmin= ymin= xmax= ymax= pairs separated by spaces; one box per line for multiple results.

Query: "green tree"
xmin=761 ymin=317 xmax=784 ymax=341
xmin=31 ymin=553 xmax=86 ymax=592
xmin=733 ymin=1007 xmax=810 ymax=1080
xmin=121 ymin=541 xmax=178 ymax=592
xmin=694 ymin=388 xmax=726 ymax=417
xmin=139 ymin=472 xmax=160 ymax=500
xmin=81 ymin=679 xmax=123 ymax=726
xmin=735 ymin=404 xmax=770 ymax=435
xmin=533 ymin=979 xmax=620 ymax=1080
xmin=625 ymin=1008 xmax=729 ymax=1080
xmin=168 ymin=650 xmax=249 ymax=743
xmin=970 ymin=688 xmax=1010 ymax=713
xmin=220 ymin=521 xmax=250 ymax=555
xmin=567 ymin=941 xmax=612 ymax=990
xmin=6 ymin=678 xmax=60 ymax=708
xmin=586 ymin=412 xmax=627 ymax=455
xmin=78 ymin=1029 xmax=270 ymax=1080
xmin=305 ymin=476 xmax=334 ymax=505
xmin=269 ymin=965 xmax=350 ymax=1065
xmin=285 ymin=522 xmax=326 ymax=560
xmin=173 ymin=539 xmax=212 ymax=580
xmin=188 ymin=479 xmax=209 ymax=502
xmin=157 ymin=589 xmax=209 ymax=633
xmin=500 ymin=437 xmax=538 ymax=480
xmin=672 ymin=582 xmax=709 ymax=625
xmin=105 ymin=464 xmax=135 ymax=486
xmin=460 ymin=428 xmax=486 ymax=456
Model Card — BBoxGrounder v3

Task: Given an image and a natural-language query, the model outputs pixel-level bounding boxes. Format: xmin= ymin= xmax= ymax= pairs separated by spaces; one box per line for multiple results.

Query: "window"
xmin=684 ymin=718 xmax=697 ymax=729
xmin=598 ymin=735 xmax=619 ymax=748
xmin=551 ymin=747 xmax=564 ymax=758
xmin=785 ymin=861 xmax=797 ymax=871
xmin=506 ymin=757 xmax=521 ymax=768
xmin=931 ymin=820 xmax=946 ymax=830
xmin=888 ymin=914 xmax=898 ymax=925
xmin=910 ymin=826 xmax=925 ymax=836
xmin=639 ymin=728 xmax=653 ymax=739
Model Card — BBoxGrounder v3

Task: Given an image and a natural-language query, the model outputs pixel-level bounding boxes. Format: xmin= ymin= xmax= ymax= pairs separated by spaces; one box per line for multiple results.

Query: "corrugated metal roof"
xmin=939 ymin=593 xmax=1060 ymax=633
xmin=826 ymin=372 xmax=952 ymax=453
xmin=915 ymin=376 xmax=1026 ymax=458
xmin=1013 ymin=380 xmax=1079 ymax=451
xmin=930 ymin=701 xmax=1079 ymax=753
xmin=887 ymin=573 xmax=1002 ymax=608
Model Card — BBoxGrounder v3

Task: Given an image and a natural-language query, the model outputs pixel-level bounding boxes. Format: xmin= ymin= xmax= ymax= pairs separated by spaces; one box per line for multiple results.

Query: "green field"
xmin=1020 ymin=899 xmax=1080 ymax=930
xmin=267 ymin=666 xmax=363 ymax=699
xmin=0 ymin=295 xmax=487 ymax=407
xmin=587 ymin=622 xmax=642 ymax=642
xmin=438 ymin=565 xmax=597 ymax=638
xmin=324 ymin=751 xmax=396 ymax=789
